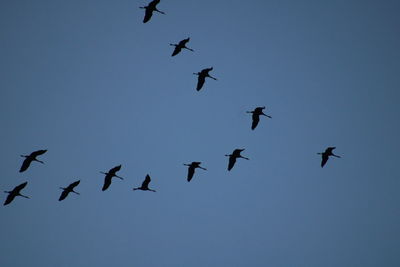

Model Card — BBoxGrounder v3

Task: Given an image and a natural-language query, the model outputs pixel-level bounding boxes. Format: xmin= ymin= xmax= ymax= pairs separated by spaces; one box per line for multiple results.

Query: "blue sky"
xmin=1 ymin=1 xmax=400 ymax=266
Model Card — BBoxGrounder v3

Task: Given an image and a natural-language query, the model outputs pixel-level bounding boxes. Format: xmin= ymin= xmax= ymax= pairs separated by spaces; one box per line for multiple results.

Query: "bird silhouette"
xmin=225 ymin=149 xmax=249 ymax=171
xmin=170 ymin=38 xmax=194 ymax=56
xmin=246 ymin=106 xmax=272 ymax=130
xmin=140 ymin=0 xmax=165 ymax=23
xmin=193 ymin=67 xmax=217 ymax=91
xmin=59 ymin=180 xmax=80 ymax=201
xmin=133 ymin=174 xmax=156 ymax=192
xmin=183 ymin=162 xmax=207 ymax=182
xmin=100 ymin=165 xmax=124 ymax=191
xmin=318 ymin=147 xmax=341 ymax=168
xmin=4 ymin=182 xmax=29 ymax=205
xmin=19 ymin=149 xmax=47 ymax=172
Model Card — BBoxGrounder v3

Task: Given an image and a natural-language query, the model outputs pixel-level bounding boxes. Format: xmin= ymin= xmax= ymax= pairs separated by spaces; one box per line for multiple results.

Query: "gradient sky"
xmin=1 ymin=1 xmax=400 ymax=266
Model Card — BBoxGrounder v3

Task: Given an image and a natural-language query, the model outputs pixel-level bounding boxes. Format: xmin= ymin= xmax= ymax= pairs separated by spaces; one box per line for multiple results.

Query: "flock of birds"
xmin=4 ymin=0 xmax=342 ymax=206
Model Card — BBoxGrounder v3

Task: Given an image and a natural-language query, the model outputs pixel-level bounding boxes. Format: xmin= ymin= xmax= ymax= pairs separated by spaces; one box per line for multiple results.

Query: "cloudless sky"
xmin=1 ymin=1 xmax=400 ymax=266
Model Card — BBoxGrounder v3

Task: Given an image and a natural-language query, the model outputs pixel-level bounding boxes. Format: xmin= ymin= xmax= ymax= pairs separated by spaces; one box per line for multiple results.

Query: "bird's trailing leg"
xmin=184 ymin=47 xmax=194 ymax=52
xmin=240 ymin=156 xmax=250 ymax=160
xmin=72 ymin=190 xmax=80 ymax=195
xmin=332 ymin=154 xmax=341 ymax=158
xmin=115 ymin=175 xmax=124 ymax=180
xmin=199 ymin=166 xmax=207 ymax=171
xmin=155 ymin=9 xmax=165 ymax=14
xmin=262 ymin=113 xmax=272 ymax=118
xmin=208 ymin=75 xmax=217 ymax=80
xmin=34 ymin=159 xmax=44 ymax=164
xmin=19 ymin=194 xmax=30 ymax=199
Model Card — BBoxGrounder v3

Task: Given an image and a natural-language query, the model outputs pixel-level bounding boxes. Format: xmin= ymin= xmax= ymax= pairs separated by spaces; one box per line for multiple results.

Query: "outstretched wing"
xmin=102 ymin=176 xmax=112 ymax=191
xmin=142 ymin=175 xmax=151 ymax=188
xmin=143 ymin=8 xmax=153 ymax=23
xmin=59 ymin=190 xmax=69 ymax=201
xmin=196 ymin=76 xmax=206 ymax=91
xmin=15 ymin=182 xmax=28 ymax=192
xmin=109 ymin=165 xmax=121 ymax=175
xmin=187 ymin=166 xmax=195 ymax=182
xmin=251 ymin=114 xmax=260 ymax=130
xmin=4 ymin=193 xmax=16 ymax=205
xmin=31 ymin=149 xmax=47 ymax=157
xmin=19 ymin=158 xmax=32 ymax=172
xmin=172 ymin=46 xmax=182 ymax=56
xmin=228 ymin=156 xmax=236 ymax=171
xmin=321 ymin=154 xmax=329 ymax=168
xmin=66 ymin=180 xmax=80 ymax=190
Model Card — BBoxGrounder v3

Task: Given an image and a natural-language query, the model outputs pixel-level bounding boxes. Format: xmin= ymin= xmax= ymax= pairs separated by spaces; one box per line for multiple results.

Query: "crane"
xmin=184 ymin=162 xmax=207 ymax=182
xmin=246 ymin=106 xmax=272 ymax=130
xmin=170 ymin=38 xmax=194 ymax=56
xmin=140 ymin=0 xmax=165 ymax=23
xmin=59 ymin=180 xmax=80 ymax=201
xmin=19 ymin=149 xmax=47 ymax=172
xmin=318 ymin=147 xmax=341 ymax=167
xmin=4 ymin=182 xmax=29 ymax=205
xmin=225 ymin=149 xmax=249 ymax=171
xmin=193 ymin=67 xmax=217 ymax=91
xmin=133 ymin=174 xmax=156 ymax=192
xmin=101 ymin=165 xmax=124 ymax=191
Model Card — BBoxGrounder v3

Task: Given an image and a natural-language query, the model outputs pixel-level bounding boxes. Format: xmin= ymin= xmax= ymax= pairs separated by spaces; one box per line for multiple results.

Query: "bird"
xmin=183 ymin=162 xmax=207 ymax=182
xmin=133 ymin=174 xmax=156 ymax=192
xmin=318 ymin=147 xmax=341 ymax=168
xmin=59 ymin=180 xmax=80 ymax=201
xmin=19 ymin=149 xmax=47 ymax=172
xmin=140 ymin=0 xmax=165 ymax=23
xmin=193 ymin=67 xmax=217 ymax=91
xmin=4 ymin=182 xmax=30 ymax=205
xmin=100 ymin=165 xmax=124 ymax=191
xmin=246 ymin=106 xmax=272 ymax=130
xmin=225 ymin=149 xmax=249 ymax=171
xmin=170 ymin=38 xmax=194 ymax=56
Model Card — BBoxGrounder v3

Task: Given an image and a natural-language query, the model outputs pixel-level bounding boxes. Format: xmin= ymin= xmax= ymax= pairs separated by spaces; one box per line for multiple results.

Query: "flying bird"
xmin=225 ymin=149 xmax=249 ymax=171
xmin=19 ymin=149 xmax=47 ymax=172
xmin=193 ymin=67 xmax=217 ymax=91
xmin=246 ymin=106 xmax=272 ymax=130
xmin=318 ymin=147 xmax=341 ymax=168
xmin=100 ymin=165 xmax=124 ymax=191
xmin=170 ymin=38 xmax=194 ymax=56
xmin=140 ymin=0 xmax=165 ymax=23
xmin=59 ymin=180 xmax=80 ymax=201
xmin=133 ymin=174 xmax=156 ymax=192
xmin=4 ymin=182 xmax=29 ymax=206
xmin=183 ymin=162 xmax=207 ymax=182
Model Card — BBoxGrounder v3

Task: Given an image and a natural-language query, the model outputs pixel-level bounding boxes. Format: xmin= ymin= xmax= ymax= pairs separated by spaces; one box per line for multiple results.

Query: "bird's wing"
xmin=142 ymin=175 xmax=151 ymax=188
xmin=187 ymin=166 xmax=195 ymax=182
xmin=180 ymin=38 xmax=190 ymax=45
xmin=4 ymin=193 xmax=16 ymax=205
xmin=251 ymin=114 xmax=260 ymax=130
xmin=172 ymin=46 xmax=181 ymax=56
xmin=15 ymin=182 xmax=28 ymax=191
xmin=109 ymin=165 xmax=121 ymax=174
xmin=321 ymin=154 xmax=329 ymax=167
xmin=59 ymin=190 xmax=69 ymax=201
xmin=19 ymin=158 xmax=32 ymax=172
xmin=102 ymin=176 xmax=112 ymax=191
xmin=326 ymin=147 xmax=335 ymax=154
xmin=31 ymin=149 xmax=47 ymax=157
xmin=67 ymin=180 xmax=80 ymax=190
xmin=149 ymin=0 xmax=160 ymax=8
xmin=228 ymin=156 xmax=236 ymax=171
xmin=196 ymin=76 xmax=205 ymax=91
xmin=143 ymin=9 xmax=153 ymax=23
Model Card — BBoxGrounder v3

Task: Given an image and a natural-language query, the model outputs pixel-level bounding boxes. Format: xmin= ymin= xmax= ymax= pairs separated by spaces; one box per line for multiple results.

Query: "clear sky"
xmin=1 ymin=1 xmax=400 ymax=266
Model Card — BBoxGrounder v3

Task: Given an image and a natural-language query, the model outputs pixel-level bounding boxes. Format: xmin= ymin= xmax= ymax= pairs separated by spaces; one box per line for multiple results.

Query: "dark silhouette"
xmin=19 ymin=149 xmax=47 ymax=172
xmin=246 ymin=106 xmax=272 ymax=130
xmin=100 ymin=165 xmax=124 ymax=191
xmin=140 ymin=0 xmax=165 ymax=23
xmin=59 ymin=180 xmax=80 ymax=201
xmin=133 ymin=174 xmax=156 ymax=192
xmin=193 ymin=67 xmax=217 ymax=91
xmin=225 ymin=149 xmax=249 ymax=171
xmin=183 ymin=162 xmax=207 ymax=182
xmin=318 ymin=147 xmax=341 ymax=168
xmin=170 ymin=38 xmax=194 ymax=56
xmin=4 ymin=182 xmax=29 ymax=205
